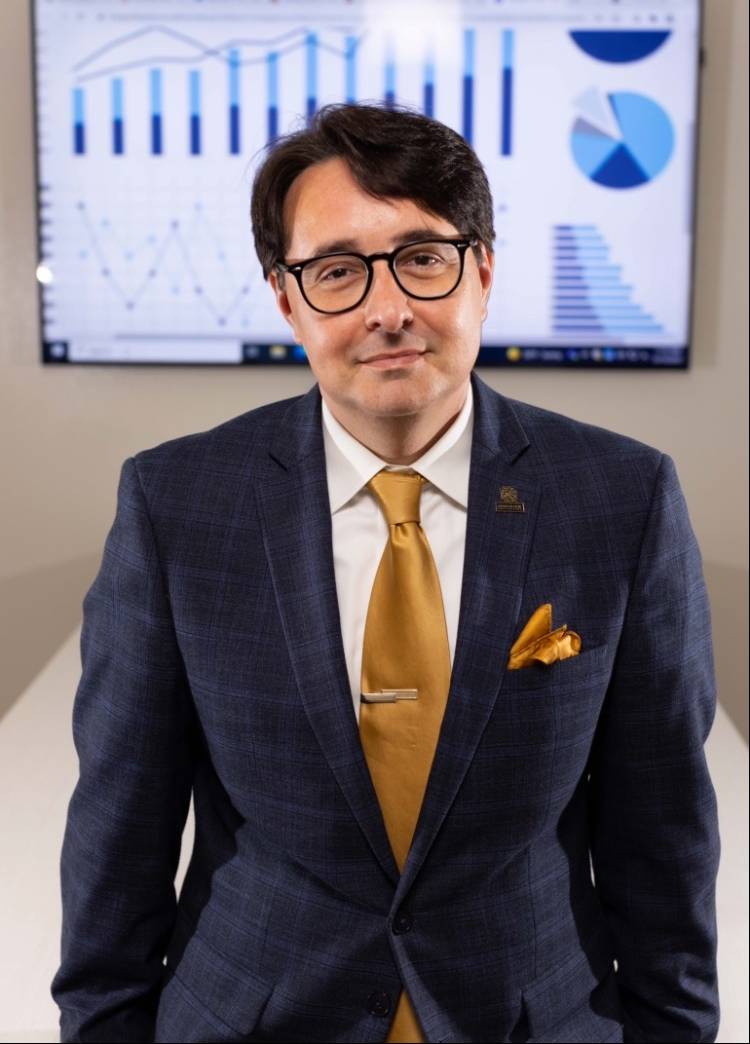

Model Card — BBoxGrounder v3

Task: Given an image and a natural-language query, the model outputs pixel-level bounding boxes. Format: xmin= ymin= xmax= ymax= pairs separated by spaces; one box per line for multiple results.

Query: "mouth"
xmin=361 ymin=350 xmax=427 ymax=370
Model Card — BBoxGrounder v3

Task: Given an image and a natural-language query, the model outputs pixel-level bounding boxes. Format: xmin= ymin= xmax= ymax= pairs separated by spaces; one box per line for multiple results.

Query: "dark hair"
xmin=250 ymin=102 xmax=495 ymax=281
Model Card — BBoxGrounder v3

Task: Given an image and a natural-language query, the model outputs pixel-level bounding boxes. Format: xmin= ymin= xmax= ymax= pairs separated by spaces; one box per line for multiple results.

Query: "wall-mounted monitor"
xmin=32 ymin=0 xmax=702 ymax=368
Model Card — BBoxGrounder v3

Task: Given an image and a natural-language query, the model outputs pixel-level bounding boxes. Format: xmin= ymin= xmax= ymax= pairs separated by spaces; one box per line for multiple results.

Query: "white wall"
xmin=0 ymin=0 xmax=747 ymax=736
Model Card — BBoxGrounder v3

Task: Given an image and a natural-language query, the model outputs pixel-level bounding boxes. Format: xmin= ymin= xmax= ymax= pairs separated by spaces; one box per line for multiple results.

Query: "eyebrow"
xmin=304 ymin=227 xmax=459 ymax=258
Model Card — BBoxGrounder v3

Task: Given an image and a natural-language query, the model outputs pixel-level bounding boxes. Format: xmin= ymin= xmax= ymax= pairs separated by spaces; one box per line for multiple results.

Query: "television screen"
xmin=32 ymin=0 xmax=702 ymax=368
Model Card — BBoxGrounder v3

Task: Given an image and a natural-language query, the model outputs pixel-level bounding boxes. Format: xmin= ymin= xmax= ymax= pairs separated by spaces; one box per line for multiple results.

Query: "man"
xmin=51 ymin=103 xmax=720 ymax=1043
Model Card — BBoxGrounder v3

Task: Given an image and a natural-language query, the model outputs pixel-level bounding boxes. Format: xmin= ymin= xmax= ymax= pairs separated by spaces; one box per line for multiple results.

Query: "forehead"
xmin=282 ymin=156 xmax=458 ymax=258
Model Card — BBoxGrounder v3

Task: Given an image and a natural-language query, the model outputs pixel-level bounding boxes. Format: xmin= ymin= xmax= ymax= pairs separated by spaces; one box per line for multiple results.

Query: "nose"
xmin=361 ymin=258 xmax=414 ymax=333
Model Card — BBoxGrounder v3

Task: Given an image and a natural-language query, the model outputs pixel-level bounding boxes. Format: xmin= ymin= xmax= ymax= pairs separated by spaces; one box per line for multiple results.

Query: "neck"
xmin=323 ymin=383 xmax=468 ymax=465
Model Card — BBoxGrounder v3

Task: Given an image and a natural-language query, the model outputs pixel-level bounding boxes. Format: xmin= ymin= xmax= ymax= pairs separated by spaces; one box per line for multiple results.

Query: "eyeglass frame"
xmin=273 ymin=235 xmax=481 ymax=315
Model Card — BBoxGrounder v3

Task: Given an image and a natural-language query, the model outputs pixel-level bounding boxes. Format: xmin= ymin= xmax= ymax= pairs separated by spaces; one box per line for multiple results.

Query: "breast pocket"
xmin=499 ymin=643 xmax=614 ymax=766
xmin=502 ymin=642 xmax=612 ymax=695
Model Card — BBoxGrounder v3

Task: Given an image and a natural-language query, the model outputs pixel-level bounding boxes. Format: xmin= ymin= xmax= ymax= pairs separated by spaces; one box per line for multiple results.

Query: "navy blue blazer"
xmin=51 ymin=371 xmax=720 ymax=1043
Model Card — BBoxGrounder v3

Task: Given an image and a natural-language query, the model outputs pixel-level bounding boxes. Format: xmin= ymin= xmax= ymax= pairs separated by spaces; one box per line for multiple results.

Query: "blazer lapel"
xmin=256 ymin=374 xmax=540 ymax=899
xmin=393 ymin=372 xmax=541 ymax=905
xmin=256 ymin=384 xmax=400 ymax=886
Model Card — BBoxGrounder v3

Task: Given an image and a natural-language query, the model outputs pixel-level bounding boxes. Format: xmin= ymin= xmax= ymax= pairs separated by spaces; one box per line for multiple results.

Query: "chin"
xmin=363 ymin=388 xmax=438 ymax=417
xmin=381 ymin=370 xmax=446 ymax=397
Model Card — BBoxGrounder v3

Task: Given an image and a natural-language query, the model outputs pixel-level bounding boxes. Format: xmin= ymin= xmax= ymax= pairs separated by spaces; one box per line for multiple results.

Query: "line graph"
xmin=72 ymin=24 xmax=342 ymax=82
xmin=74 ymin=201 xmax=258 ymax=328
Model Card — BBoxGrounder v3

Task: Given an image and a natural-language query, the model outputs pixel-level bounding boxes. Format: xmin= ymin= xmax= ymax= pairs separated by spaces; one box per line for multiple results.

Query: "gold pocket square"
xmin=507 ymin=603 xmax=582 ymax=670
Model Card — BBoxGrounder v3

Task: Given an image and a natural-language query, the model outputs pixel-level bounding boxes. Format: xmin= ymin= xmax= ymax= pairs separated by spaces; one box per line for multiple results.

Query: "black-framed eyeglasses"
xmin=274 ymin=236 xmax=479 ymax=315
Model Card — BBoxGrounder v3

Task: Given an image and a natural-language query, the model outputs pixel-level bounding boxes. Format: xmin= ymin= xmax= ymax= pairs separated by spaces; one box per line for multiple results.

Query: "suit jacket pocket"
xmin=155 ymin=914 xmax=274 ymax=1042
xmin=502 ymin=642 xmax=612 ymax=694
xmin=521 ymin=926 xmax=622 ymax=1043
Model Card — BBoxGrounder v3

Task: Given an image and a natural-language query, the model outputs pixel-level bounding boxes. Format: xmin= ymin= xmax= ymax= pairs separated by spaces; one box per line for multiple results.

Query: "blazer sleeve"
xmin=50 ymin=456 xmax=198 ymax=1044
xmin=587 ymin=452 xmax=721 ymax=1043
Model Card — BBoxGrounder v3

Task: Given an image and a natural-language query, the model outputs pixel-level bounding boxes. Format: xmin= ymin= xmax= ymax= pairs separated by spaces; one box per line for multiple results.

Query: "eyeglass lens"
xmin=300 ymin=241 xmax=463 ymax=313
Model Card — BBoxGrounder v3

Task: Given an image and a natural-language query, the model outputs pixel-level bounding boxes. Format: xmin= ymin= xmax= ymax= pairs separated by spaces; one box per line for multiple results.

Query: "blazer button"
xmin=367 ymin=990 xmax=392 ymax=1017
xmin=392 ymin=910 xmax=413 ymax=934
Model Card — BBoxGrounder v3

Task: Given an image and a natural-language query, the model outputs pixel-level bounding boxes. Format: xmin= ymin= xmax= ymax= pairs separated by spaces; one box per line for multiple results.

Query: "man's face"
xmin=269 ymin=157 xmax=494 ymax=428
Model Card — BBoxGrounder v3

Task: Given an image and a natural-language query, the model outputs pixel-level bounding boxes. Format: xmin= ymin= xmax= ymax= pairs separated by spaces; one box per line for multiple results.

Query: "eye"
xmin=304 ymin=256 xmax=365 ymax=287
xmin=320 ymin=264 xmax=355 ymax=281
xmin=396 ymin=242 xmax=454 ymax=269
xmin=407 ymin=253 xmax=440 ymax=267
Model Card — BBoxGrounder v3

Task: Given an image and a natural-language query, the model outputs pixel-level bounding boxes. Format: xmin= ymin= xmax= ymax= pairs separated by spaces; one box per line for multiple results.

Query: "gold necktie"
xmin=359 ymin=469 xmax=452 ymax=1044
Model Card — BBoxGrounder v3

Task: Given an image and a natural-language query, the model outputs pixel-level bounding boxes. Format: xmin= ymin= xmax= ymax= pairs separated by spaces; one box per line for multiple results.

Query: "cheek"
xmin=458 ymin=296 xmax=487 ymax=345
xmin=432 ymin=302 xmax=482 ymax=352
xmin=301 ymin=319 xmax=358 ymax=368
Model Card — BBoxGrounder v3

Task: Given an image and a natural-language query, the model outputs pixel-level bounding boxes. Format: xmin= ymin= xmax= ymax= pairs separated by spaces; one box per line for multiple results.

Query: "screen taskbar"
xmin=42 ymin=340 xmax=688 ymax=368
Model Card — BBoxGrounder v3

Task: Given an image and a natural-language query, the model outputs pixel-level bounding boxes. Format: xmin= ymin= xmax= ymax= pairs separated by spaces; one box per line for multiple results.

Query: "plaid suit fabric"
xmin=51 ymin=371 xmax=720 ymax=1043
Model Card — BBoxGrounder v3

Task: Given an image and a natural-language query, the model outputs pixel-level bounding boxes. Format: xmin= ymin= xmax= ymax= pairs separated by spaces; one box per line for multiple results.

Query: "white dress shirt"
xmin=321 ymin=382 xmax=474 ymax=723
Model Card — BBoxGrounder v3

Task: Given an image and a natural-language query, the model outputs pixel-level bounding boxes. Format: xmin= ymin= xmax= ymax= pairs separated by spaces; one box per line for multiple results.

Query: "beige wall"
xmin=1 ymin=0 xmax=747 ymax=736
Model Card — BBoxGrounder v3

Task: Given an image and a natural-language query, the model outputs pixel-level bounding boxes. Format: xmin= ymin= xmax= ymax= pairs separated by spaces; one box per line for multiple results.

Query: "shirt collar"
xmin=321 ymin=381 xmax=474 ymax=514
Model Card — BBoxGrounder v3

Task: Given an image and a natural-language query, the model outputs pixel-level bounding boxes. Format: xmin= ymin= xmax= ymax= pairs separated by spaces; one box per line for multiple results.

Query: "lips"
xmin=361 ymin=348 xmax=426 ymax=369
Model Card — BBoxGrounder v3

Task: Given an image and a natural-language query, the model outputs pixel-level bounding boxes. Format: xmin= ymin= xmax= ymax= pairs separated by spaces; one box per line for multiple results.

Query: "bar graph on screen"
xmin=67 ymin=24 xmax=365 ymax=158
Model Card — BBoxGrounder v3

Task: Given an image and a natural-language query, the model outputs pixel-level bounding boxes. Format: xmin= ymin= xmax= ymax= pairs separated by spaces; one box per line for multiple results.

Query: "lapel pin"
xmin=496 ymin=485 xmax=526 ymax=513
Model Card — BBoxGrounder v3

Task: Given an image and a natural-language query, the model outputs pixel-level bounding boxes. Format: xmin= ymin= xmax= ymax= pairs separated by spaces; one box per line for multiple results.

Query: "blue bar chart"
xmin=111 ymin=78 xmax=124 ymax=155
xmin=345 ymin=35 xmax=357 ymax=104
xmin=384 ymin=38 xmax=396 ymax=108
xmin=228 ymin=49 xmax=240 ymax=155
xmin=72 ymin=88 xmax=85 ymax=155
xmin=64 ymin=25 xmax=502 ymax=160
xmin=501 ymin=30 xmax=514 ymax=156
xmin=150 ymin=69 xmax=162 ymax=155
xmin=267 ymin=52 xmax=279 ymax=143
xmin=189 ymin=71 xmax=201 ymax=155
xmin=463 ymin=30 xmax=475 ymax=145
xmin=306 ymin=33 xmax=318 ymax=125
xmin=552 ymin=225 xmax=662 ymax=335
xmin=423 ymin=52 xmax=435 ymax=118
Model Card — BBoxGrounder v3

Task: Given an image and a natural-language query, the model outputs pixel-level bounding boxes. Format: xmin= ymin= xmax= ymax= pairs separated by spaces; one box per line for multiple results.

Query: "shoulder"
xmin=488 ymin=391 xmax=674 ymax=516
xmin=473 ymin=374 xmax=664 ymax=471
xmin=127 ymin=391 xmax=307 ymax=485
xmin=510 ymin=395 xmax=661 ymax=461
xmin=493 ymin=394 xmax=692 ymax=564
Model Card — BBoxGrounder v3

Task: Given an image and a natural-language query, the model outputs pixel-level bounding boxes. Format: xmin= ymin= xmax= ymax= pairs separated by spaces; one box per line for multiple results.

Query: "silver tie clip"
xmin=361 ymin=688 xmax=419 ymax=704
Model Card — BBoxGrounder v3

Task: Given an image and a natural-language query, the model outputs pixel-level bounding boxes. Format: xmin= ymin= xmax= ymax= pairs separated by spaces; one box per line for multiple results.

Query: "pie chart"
xmin=571 ymin=90 xmax=674 ymax=189
xmin=569 ymin=30 xmax=671 ymax=63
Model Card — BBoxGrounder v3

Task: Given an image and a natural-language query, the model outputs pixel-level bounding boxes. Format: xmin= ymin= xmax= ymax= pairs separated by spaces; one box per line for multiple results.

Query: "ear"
xmin=269 ymin=269 xmax=302 ymax=343
xmin=476 ymin=245 xmax=495 ymax=321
